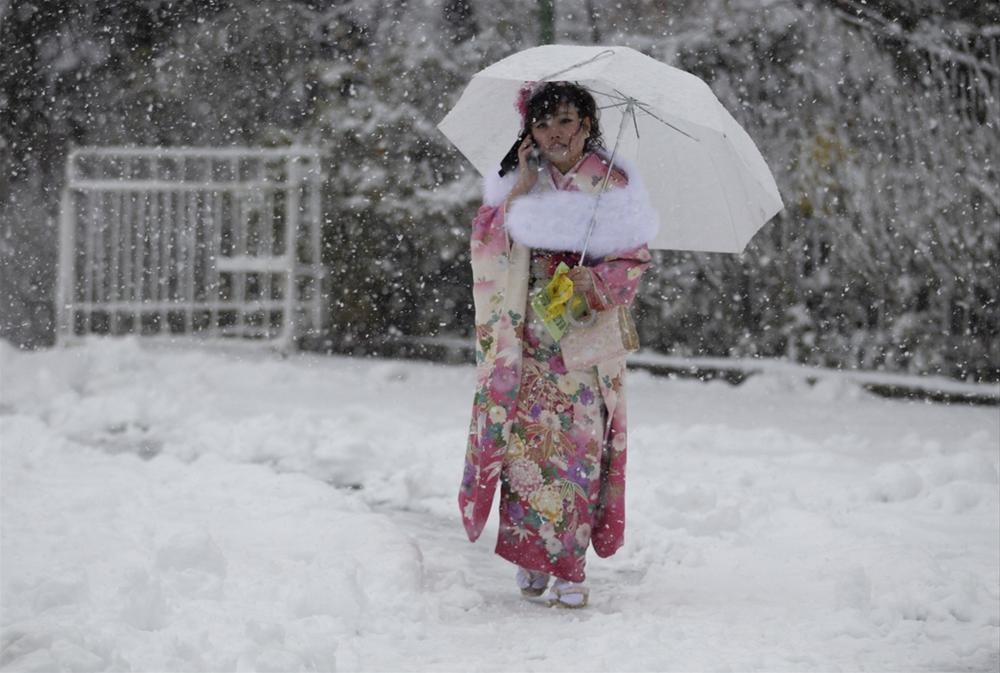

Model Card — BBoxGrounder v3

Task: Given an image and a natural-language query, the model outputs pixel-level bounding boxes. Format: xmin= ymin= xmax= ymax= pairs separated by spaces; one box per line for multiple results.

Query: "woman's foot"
xmin=548 ymin=579 xmax=589 ymax=609
xmin=516 ymin=567 xmax=551 ymax=597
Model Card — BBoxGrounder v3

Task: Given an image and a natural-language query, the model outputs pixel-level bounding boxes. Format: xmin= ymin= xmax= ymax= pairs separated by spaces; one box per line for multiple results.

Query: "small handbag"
xmin=560 ymin=303 xmax=639 ymax=370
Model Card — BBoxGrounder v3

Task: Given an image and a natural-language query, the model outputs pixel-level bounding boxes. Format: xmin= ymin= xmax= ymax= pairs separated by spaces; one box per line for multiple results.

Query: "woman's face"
xmin=529 ymin=102 xmax=591 ymax=172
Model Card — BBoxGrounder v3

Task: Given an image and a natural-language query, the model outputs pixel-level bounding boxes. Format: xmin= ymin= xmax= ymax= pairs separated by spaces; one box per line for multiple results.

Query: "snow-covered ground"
xmin=1 ymin=338 xmax=997 ymax=672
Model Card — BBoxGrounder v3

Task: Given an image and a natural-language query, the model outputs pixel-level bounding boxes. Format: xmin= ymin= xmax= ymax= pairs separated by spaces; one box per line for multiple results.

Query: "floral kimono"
xmin=459 ymin=152 xmax=658 ymax=582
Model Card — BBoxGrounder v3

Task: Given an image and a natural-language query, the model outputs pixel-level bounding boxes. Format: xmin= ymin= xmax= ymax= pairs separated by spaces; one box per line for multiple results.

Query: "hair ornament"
xmin=515 ymin=81 xmax=544 ymax=124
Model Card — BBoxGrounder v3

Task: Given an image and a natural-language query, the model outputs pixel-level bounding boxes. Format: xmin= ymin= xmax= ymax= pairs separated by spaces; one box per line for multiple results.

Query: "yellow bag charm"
xmin=531 ymin=262 xmax=589 ymax=341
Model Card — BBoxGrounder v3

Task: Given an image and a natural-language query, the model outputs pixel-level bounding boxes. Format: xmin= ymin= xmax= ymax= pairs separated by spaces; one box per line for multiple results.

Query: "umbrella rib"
xmin=586 ymin=86 xmax=628 ymax=102
xmin=585 ymin=85 xmax=700 ymax=142
xmin=703 ymin=139 xmax=743 ymax=252
xmin=633 ymin=101 xmax=699 ymax=142
xmin=538 ymin=49 xmax=616 ymax=81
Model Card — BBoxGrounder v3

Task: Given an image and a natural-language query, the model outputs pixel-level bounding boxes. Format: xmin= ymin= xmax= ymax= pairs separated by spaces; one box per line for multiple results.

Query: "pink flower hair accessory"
xmin=515 ymin=81 xmax=544 ymax=124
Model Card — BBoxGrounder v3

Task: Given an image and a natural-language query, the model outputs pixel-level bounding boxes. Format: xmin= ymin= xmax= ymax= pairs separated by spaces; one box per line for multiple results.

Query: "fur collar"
xmin=481 ymin=158 xmax=659 ymax=259
xmin=483 ymin=170 xmax=519 ymax=208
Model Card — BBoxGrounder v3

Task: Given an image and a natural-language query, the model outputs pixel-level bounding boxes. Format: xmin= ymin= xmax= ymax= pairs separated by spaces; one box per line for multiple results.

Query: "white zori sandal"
xmin=516 ymin=567 xmax=551 ymax=597
xmin=547 ymin=579 xmax=589 ymax=609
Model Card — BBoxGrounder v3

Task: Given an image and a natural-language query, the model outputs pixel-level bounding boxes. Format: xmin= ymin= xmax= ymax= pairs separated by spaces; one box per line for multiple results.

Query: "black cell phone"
xmin=499 ymin=130 xmax=533 ymax=176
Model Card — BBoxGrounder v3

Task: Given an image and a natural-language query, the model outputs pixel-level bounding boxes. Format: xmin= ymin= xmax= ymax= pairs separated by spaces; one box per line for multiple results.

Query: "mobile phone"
xmin=499 ymin=130 xmax=537 ymax=177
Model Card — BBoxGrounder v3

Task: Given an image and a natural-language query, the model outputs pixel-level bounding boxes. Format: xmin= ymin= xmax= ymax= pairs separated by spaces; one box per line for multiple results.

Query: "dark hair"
xmin=498 ymin=81 xmax=604 ymax=176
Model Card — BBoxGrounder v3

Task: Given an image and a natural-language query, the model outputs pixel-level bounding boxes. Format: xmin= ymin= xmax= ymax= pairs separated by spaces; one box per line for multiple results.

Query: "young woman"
xmin=458 ymin=82 xmax=658 ymax=608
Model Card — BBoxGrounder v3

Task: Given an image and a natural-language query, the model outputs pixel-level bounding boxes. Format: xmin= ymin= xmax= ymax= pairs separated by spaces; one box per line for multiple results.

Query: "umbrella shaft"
xmin=578 ymin=99 xmax=633 ymax=265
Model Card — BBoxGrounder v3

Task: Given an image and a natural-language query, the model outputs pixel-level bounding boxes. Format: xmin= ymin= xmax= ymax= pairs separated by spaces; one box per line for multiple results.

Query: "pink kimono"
xmin=459 ymin=152 xmax=658 ymax=582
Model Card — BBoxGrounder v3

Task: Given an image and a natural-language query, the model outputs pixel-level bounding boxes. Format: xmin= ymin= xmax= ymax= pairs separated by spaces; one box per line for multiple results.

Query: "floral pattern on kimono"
xmin=460 ymin=152 xmax=652 ymax=582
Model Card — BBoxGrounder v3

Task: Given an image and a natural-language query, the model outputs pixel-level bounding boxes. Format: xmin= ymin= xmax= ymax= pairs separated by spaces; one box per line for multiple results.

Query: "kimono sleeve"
xmin=470 ymin=203 xmax=509 ymax=254
xmin=582 ymin=245 xmax=651 ymax=311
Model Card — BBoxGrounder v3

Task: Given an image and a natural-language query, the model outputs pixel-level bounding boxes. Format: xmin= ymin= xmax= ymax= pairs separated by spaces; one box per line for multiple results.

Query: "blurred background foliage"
xmin=1 ymin=0 xmax=997 ymax=381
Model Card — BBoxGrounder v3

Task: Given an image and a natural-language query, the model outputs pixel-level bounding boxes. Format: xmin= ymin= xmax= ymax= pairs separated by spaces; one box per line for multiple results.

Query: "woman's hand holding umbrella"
xmin=566 ymin=266 xmax=594 ymax=295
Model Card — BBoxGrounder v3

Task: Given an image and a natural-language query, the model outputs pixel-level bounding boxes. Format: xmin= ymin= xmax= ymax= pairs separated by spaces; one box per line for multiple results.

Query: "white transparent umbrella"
xmin=438 ymin=44 xmax=784 ymax=254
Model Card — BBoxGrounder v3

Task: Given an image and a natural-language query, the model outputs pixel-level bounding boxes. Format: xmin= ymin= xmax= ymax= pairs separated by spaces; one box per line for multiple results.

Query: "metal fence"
xmin=57 ymin=147 xmax=325 ymax=350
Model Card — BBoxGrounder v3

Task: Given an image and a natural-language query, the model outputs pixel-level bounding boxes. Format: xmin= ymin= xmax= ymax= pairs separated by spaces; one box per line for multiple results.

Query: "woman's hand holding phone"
xmin=508 ymin=134 xmax=541 ymax=203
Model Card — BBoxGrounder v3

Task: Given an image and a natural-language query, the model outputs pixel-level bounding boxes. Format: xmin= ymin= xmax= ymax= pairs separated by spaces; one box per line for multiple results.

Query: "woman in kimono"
xmin=459 ymin=82 xmax=658 ymax=608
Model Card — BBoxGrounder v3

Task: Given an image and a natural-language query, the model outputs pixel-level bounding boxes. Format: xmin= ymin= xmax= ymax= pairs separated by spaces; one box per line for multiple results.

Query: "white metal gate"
xmin=57 ymin=147 xmax=324 ymax=349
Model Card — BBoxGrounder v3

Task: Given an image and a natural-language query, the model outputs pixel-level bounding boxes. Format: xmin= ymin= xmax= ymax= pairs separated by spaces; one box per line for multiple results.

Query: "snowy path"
xmin=1 ymin=339 xmax=998 ymax=672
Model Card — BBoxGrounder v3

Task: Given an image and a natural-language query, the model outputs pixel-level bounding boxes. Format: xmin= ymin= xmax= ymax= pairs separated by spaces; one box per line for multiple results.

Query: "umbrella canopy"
xmin=438 ymin=44 xmax=784 ymax=254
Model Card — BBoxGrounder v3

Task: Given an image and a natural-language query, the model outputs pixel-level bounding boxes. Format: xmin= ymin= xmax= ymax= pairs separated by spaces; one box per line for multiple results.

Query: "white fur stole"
xmin=481 ymin=161 xmax=659 ymax=259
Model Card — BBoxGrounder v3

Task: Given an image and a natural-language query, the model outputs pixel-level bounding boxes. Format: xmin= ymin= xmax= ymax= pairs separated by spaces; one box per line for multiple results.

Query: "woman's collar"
xmin=547 ymin=153 xmax=588 ymax=189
